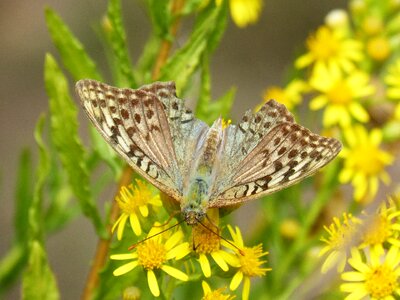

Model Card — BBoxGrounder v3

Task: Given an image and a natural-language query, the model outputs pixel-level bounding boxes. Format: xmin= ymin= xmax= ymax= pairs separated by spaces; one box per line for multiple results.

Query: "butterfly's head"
xmin=182 ymin=205 xmax=206 ymax=225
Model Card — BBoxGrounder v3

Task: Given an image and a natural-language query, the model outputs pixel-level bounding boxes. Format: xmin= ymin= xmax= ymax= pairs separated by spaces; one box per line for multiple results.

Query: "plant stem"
xmin=81 ymin=1 xmax=184 ymax=299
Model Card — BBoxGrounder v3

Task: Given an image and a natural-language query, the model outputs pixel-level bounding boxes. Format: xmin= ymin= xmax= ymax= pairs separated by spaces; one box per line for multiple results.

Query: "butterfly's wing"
xmin=209 ymin=100 xmax=341 ymax=207
xmin=75 ymin=79 xmax=208 ymax=201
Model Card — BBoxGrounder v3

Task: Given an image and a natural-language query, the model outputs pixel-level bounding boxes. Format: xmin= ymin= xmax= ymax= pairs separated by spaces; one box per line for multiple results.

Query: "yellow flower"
xmin=385 ymin=58 xmax=400 ymax=100
xmin=296 ymin=26 xmax=363 ymax=75
xmin=112 ymin=180 xmax=162 ymax=239
xmin=226 ymin=0 xmax=262 ymax=28
xmin=360 ymin=199 xmax=400 ymax=253
xmin=320 ymin=213 xmax=361 ymax=273
xmin=341 ymin=246 xmax=400 ymax=299
xmin=309 ymin=67 xmax=373 ymax=127
xmin=192 ymin=220 xmax=238 ymax=278
xmin=215 ymin=0 xmax=262 ymax=28
xmin=202 ymin=281 xmax=235 ymax=300
xmin=226 ymin=225 xmax=271 ymax=300
xmin=367 ymin=36 xmax=391 ymax=61
xmin=111 ymin=223 xmax=191 ymax=297
xmin=339 ymin=126 xmax=394 ymax=202
xmin=260 ymin=79 xmax=307 ymax=111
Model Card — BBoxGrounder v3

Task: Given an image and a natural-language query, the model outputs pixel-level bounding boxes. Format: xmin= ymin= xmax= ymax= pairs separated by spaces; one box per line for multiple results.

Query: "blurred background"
xmin=0 ymin=0 xmax=346 ymax=298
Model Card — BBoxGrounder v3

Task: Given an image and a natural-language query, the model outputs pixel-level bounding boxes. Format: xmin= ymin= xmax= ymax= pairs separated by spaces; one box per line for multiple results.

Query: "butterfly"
xmin=76 ymin=80 xmax=341 ymax=225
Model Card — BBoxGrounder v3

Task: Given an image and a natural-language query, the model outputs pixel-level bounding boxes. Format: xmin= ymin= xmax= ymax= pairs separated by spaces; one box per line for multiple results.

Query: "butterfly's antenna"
xmin=153 ymin=210 xmax=180 ymax=227
xmin=128 ymin=219 xmax=185 ymax=250
xmin=196 ymin=218 xmax=244 ymax=256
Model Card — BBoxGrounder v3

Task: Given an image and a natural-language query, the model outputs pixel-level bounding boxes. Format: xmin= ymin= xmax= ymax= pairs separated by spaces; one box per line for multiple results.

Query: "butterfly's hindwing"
xmin=209 ymin=100 xmax=341 ymax=207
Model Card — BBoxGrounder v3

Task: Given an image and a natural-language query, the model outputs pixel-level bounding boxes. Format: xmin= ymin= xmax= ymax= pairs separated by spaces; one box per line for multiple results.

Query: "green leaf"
xmin=105 ymin=0 xmax=136 ymax=87
xmin=45 ymin=7 xmax=103 ymax=81
xmin=134 ymin=34 xmax=161 ymax=83
xmin=147 ymin=0 xmax=171 ymax=39
xmin=31 ymin=114 xmax=50 ymax=241
xmin=89 ymin=126 xmax=123 ymax=179
xmin=158 ymin=4 xmax=222 ymax=92
xmin=44 ymin=54 xmax=106 ymax=237
xmin=22 ymin=241 xmax=60 ymax=300
xmin=14 ymin=149 xmax=33 ymax=243
xmin=0 ymin=244 xmax=27 ymax=295
xmin=196 ymin=55 xmax=236 ymax=124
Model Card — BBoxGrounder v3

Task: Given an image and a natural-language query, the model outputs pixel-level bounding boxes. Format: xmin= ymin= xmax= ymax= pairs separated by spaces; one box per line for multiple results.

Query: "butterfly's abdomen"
xmin=181 ymin=119 xmax=225 ymax=224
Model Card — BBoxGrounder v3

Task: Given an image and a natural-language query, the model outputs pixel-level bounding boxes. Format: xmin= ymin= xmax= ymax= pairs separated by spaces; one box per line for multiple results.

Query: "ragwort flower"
xmin=228 ymin=0 xmax=262 ymax=28
xmin=320 ymin=213 xmax=361 ymax=273
xmin=341 ymin=246 xmax=400 ymax=299
xmin=260 ymin=79 xmax=307 ymax=111
xmin=296 ymin=26 xmax=363 ymax=75
xmin=112 ymin=180 xmax=162 ymax=239
xmin=202 ymin=281 xmax=235 ymax=300
xmin=226 ymin=225 xmax=271 ymax=300
xmin=111 ymin=223 xmax=190 ymax=297
xmin=309 ymin=67 xmax=373 ymax=128
xmin=360 ymin=199 xmax=400 ymax=253
xmin=192 ymin=220 xmax=238 ymax=278
xmin=339 ymin=126 xmax=394 ymax=202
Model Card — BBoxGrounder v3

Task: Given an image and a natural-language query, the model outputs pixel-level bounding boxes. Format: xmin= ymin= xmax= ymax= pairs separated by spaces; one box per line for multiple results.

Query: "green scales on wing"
xmin=76 ymin=80 xmax=342 ymax=225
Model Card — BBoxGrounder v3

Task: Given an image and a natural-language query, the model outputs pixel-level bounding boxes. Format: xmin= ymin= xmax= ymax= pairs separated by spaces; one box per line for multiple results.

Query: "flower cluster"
xmin=110 ymin=182 xmax=270 ymax=298
xmin=260 ymin=0 xmax=400 ymax=204
xmin=320 ymin=198 xmax=400 ymax=299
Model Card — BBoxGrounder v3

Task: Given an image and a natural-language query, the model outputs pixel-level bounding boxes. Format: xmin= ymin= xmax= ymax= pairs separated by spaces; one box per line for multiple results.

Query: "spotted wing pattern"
xmin=75 ymin=79 xmax=208 ymax=200
xmin=209 ymin=100 xmax=341 ymax=207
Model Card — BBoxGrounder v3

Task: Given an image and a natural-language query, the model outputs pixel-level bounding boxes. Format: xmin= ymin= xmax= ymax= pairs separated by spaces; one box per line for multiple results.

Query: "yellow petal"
xmin=202 ymin=281 xmax=212 ymax=294
xmin=129 ymin=213 xmax=142 ymax=236
xmin=113 ymin=261 xmax=138 ymax=276
xmin=199 ymin=254 xmax=211 ymax=278
xmin=166 ymin=242 xmax=190 ymax=260
xmin=116 ymin=214 xmax=128 ymax=240
xmin=242 ymin=277 xmax=251 ymax=300
xmin=139 ymin=205 xmax=148 ymax=217
xmin=147 ymin=269 xmax=160 ymax=297
xmin=110 ymin=253 xmax=137 ymax=260
xmin=211 ymin=251 xmax=229 ymax=271
xmin=230 ymin=271 xmax=243 ymax=290
xmin=161 ymin=264 xmax=189 ymax=281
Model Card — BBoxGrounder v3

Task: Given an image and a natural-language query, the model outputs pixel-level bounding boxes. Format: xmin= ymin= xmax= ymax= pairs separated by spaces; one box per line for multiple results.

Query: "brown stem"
xmin=81 ymin=1 xmax=184 ymax=299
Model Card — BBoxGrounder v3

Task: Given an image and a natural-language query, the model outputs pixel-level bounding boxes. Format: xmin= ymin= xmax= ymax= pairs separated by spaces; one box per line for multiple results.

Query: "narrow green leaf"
xmin=196 ymin=54 xmax=236 ymax=124
xmin=44 ymin=54 xmax=106 ymax=237
xmin=105 ymin=0 xmax=136 ymax=87
xmin=0 ymin=244 xmax=26 ymax=295
xmin=134 ymin=34 xmax=161 ymax=83
xmin=45 ymin=7 xmax=103 ymax=81
xmin=31 ymin=114 xmax=50 ymax=241
xmin=158 ymin=5 xmax=221 ymax=92
xmin=22 ymin=115 xmax=59 ymax=300
xmin=14 ymin=149 xmax=33 ymax=243
xmin=147 ymin=0 xmax=171 ymax=39
xmin=22 ymin=241 xmax=60 ymax=300
xmin=89 ymin=126 xmax=123 ymax=179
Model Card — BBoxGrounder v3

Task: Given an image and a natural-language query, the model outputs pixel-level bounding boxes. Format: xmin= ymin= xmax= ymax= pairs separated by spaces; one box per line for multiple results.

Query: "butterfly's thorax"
xmin=182 ymin=119 xmax=225 ymax=225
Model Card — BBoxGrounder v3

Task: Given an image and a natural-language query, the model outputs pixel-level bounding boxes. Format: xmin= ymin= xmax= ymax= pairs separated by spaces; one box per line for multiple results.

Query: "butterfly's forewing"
xmin=75 ymin=79 xmax=206 ymax=201
xmin=210 ymin=100 xmax=341 ymax=207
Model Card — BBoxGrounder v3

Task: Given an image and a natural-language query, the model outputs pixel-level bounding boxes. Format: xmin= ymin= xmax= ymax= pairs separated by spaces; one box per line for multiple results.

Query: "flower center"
xmin=239 ymin=245 xmax=269 ymax=277
xmin=193 ymin=225 xmax=221 ymax=254
xmin=350 ymin=146 xmax=384 ymax=175
xmin=137 ymin=240 xmax=167 ymax=270
xmin=307 ymin=27 xmax=340 ymax=60
xmin=366 ymin=265 xmax=398 ymax=298
xmin=327 ymin=81 xmax=353 ymax=105
xmin=203 ymin=288 xmax=233 ymax=300
xmin=117 ymin=182 xmax=153 ymax=214
xmin=363 ymin=216 xmax=390 ymax=245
